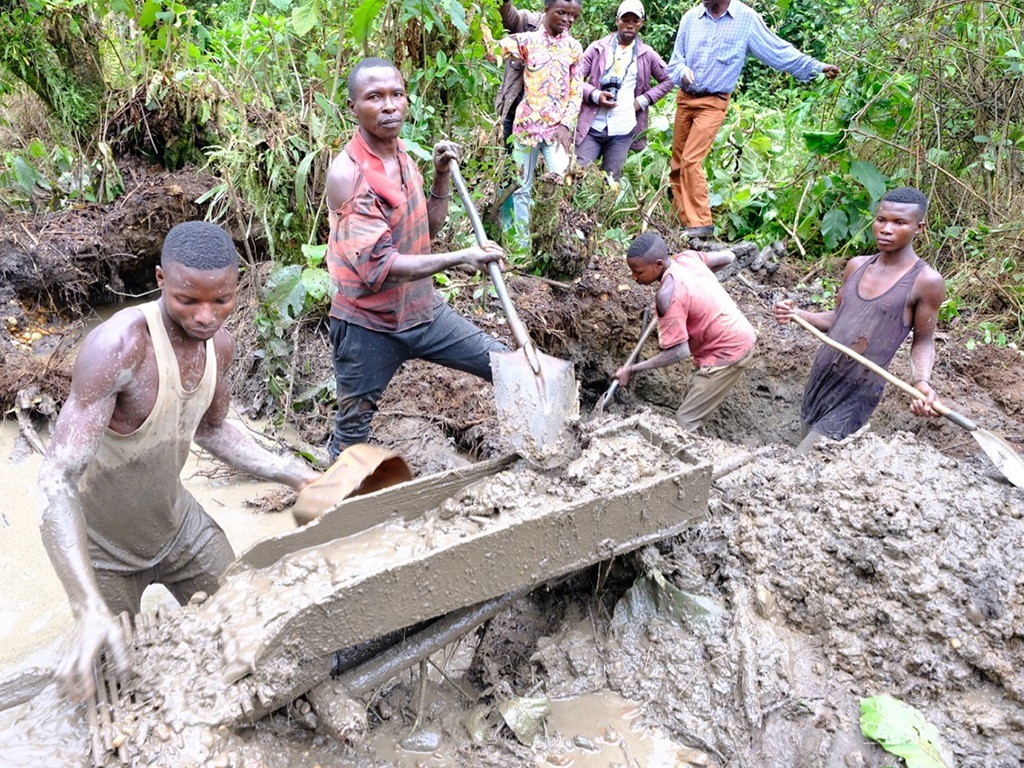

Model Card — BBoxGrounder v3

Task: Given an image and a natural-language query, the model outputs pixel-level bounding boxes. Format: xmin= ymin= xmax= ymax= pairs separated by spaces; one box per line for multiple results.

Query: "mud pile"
xmin=532 ymin=423 xmax=1023 ymax=767
xmin=8 ymin=413 xmax=1020 ymax=768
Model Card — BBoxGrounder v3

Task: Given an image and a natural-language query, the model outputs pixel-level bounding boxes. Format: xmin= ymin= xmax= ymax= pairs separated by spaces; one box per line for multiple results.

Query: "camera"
xmin=600 ymin=76 xmax=621 ymax=101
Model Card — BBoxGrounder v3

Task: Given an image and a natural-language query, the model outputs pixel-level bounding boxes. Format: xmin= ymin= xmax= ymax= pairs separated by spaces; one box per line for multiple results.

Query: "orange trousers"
xmin=669 ymin=90 xmax=731 ymax=227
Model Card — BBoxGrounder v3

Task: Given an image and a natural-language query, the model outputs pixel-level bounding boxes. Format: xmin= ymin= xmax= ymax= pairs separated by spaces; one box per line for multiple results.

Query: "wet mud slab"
xmin=17 ymin=417 xmax=704 ymax=766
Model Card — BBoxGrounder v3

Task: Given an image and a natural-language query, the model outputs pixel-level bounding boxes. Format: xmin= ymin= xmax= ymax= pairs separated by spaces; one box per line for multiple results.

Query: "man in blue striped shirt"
xmin=667 ymin=0 xmax=840 ymax=239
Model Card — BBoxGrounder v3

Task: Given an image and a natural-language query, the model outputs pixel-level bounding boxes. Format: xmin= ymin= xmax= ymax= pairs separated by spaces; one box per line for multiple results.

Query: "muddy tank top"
xmin=801 ymin=255 xmax=925 ymax=440
xmin=79 ymin=301 xmax=217 ymax=570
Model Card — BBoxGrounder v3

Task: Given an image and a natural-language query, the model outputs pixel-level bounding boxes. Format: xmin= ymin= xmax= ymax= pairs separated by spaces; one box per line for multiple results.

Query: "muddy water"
xmin=0 ymin=417 xmax=296 ymax=674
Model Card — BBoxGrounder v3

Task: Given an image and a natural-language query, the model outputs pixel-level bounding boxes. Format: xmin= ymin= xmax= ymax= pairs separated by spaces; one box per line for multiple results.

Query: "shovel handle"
xmin=789 ymin=314 xmax=977 ymax=431
xmin=449 ymin=161 xmax=539 ymax=370
xmin=597 ymin=314 xmax=657 ymax=412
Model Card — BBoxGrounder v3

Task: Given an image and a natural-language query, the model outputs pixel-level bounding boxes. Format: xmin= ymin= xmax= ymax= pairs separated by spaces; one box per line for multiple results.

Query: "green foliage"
xmin=255 ymin=243 xmax=332 ymax=404
xmin=1 ymin=138 xmax=123 ymax=206
xmin=2 ymin=0 xmax=1023 ymax=395
xmin=0 ymin=0 xmax=107 ymax=140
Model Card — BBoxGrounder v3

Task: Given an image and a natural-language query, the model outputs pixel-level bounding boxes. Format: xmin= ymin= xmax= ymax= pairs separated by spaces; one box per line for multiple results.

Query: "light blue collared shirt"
xmin=667 ymin=0 xmax=823 ymax=93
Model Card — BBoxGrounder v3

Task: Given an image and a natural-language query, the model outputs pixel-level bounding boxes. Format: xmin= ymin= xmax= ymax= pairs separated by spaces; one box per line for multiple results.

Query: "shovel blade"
xmin=971 ymin=428 xmax=1024 ymax=489
xmin=491 ymin=348 xmax=579 ymax=467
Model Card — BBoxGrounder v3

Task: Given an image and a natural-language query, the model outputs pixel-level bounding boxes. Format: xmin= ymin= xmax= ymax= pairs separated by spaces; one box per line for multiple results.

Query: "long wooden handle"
xmin=789 ymin=313 xmax=977 ymax=431
xmin=449 ymin=160 xmax=540 ymax=373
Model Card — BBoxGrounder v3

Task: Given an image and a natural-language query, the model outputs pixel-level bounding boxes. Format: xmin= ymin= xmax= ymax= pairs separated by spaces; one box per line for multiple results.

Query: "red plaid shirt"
xmin=327 ymin=137 xmax=438 ymax=332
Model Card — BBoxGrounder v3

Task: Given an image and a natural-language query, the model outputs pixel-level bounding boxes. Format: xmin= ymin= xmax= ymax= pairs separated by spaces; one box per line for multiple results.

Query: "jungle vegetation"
xmin=1 ymin=0 xmax=1022 ymax=365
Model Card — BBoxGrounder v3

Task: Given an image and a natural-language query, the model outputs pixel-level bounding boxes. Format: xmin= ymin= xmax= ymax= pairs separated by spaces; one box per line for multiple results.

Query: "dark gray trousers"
xmin=575 ymin=126 xmax=635 ymax=179
xmin=328 ymin=302 xmax=507 ymax=458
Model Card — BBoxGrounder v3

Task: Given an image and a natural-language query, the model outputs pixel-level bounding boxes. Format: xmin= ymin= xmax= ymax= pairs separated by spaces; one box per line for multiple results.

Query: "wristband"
xmin=429 ymin=187 xmax=451 ymax=200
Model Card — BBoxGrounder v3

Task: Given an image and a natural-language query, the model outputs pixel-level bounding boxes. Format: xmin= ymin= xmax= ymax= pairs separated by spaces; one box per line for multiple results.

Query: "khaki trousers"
xmin=669 ymin=90 xmax=730 ymax=227
xmin=675 ymin=346 xmax=754 ymax=432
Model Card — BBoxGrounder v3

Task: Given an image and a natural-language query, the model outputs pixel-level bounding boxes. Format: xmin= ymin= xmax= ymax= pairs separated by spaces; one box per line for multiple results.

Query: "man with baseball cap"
xmin=575 ymin=0 xmax=674 ymax=179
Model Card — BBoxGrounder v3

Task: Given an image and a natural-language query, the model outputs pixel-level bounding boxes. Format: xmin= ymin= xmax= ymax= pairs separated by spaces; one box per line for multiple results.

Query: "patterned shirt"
xmin=327 ymin=136 xmax=438 ymax=333
xmin=498 ymin=29 xmax=583 ymax=147
xmin=667 ymin=0 xmax=823 ymax=93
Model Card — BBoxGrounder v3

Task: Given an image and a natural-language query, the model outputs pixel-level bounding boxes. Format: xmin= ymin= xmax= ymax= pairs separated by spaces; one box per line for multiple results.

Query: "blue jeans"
xmin=503 ymin=140 xmax=571 ymax=240
xmin=328 ymin=301 xmax=508 ymax=458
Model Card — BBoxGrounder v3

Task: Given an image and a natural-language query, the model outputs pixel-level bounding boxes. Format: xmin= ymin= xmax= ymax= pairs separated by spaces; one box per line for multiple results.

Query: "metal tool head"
xmin=971 ymin=428 xmax=1024 ymax=489
xmin=491 ymin=348 xmax=579 ymax=468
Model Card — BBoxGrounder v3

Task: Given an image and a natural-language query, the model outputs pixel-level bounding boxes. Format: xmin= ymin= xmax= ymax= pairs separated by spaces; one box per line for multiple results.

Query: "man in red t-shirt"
xmin=615 ymin=231 xmax=756 ymax=430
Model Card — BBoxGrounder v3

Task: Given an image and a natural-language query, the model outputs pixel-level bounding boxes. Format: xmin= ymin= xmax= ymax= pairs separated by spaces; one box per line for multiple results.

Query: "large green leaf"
xmin=290 ymin=0 xmax=319 ymax=37
xmin=821 ymin=207 xmax=850 ymax=248
xmin=802 ymin=130 xmax=846 ymax=155
xmin=301 ymin=266 xmax=332 ymax=302
xmin=294 ymin=147 xmax=320 ymax=209
xmin=11 ymin=156 xmax=45 ymax=196
xmin=351 ymin=0 xmax=386 ymax=42
xmin=850 ymin=160 xmax=888 ymax=200
xmin=860 ymin=695 xmax=948 ymax=768
xmin=265 ymin=264 xmax=306 ymax=319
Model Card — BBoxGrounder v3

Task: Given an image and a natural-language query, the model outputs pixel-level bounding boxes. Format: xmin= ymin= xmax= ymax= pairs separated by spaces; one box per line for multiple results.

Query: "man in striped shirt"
xmin=667 ymin=0 xmax=840 ymax=239
xmin=325 ymin=57 xmax=507 ymax=460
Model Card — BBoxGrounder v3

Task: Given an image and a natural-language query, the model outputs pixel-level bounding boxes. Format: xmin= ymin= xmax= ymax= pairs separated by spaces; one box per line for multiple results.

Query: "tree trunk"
xmin=0 ymin=4 xmax=107 ymax=142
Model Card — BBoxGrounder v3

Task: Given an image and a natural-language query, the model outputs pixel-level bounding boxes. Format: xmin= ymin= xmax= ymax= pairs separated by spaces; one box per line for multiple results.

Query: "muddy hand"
xmin=59 ymin=598 xmax=129 ymax=703
xmin=910 ymin=381 xmax=942 ymax=418
xmin=772 ymin=299 xmax=796 ymax=325
xmin=613 ymin=364 xmax=633 ymax=388
xmin=465 ymin=240 xmax=504 ymax=272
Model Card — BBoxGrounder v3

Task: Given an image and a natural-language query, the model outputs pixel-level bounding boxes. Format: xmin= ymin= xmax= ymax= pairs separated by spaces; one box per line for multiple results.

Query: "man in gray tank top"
xmin=37 ymin=222 xmax=320 ymax=702
xmin=773 ymin=187 xmax=947 ymax=453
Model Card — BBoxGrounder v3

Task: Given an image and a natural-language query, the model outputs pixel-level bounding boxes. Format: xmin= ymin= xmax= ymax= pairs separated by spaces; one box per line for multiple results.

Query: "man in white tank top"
xmin=37 ymin=222 xmax=320 ymax=702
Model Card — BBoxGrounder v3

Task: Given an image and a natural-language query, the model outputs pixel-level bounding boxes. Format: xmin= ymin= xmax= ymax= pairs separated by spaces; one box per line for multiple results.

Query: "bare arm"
xmin=37 ymin=318 xmax=144 ymax=701
xmin=700 ymin=249 xmax=735 ymax=273
xmin=772 ymin=257 xmax=864 ymax=331
xmin=614 ymin=341 xmax=692 ymax=387
xmin=907 ymin=267 xmax=946 ymax=416
xmin=193 ymin=333 xmax=319 ymax=489
xmin=614 ymin=277 xmax=692 ymax=386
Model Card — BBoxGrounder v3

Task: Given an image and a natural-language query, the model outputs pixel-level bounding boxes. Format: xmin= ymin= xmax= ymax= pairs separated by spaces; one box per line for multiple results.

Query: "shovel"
xmin=595 ymin=310 xmax=656 ymax=414
xmin=449 ymin=161 xmax=579 ymax=466
xmin=791 ymin=314 xmax=1024 ymax=488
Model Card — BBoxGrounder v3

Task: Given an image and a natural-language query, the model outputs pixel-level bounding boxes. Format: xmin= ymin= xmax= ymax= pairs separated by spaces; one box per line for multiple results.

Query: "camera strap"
xmin=602 ymin=35 xmax=639 ymax=81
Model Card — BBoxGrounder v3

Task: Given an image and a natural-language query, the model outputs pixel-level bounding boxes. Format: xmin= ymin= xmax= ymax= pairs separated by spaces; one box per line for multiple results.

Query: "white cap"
xmin=616 ymin=0 xmax=645 ymax=18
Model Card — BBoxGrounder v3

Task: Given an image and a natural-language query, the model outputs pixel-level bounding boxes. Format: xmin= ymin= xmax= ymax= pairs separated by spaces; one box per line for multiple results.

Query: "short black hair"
xmin=348 ymin=57 xmax=401 ymax=100
xmin=880 ymin=187 xmax=928 ymax=220
xmin=544 ymin=0 xmax=581 ymax=7
xmin=626 ymin=231 xmax=667 ymax=261
xmin=161 ymin=222 xmax=238 ymax=271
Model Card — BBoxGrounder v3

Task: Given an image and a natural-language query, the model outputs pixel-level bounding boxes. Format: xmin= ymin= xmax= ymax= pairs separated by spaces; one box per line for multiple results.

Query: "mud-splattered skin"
xmin=773 ymin=200 xmax=946 ymax=416
xmin=36 ymin=261 xmax=318 ymax=704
